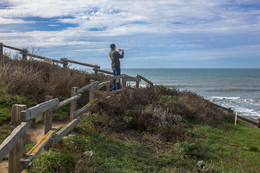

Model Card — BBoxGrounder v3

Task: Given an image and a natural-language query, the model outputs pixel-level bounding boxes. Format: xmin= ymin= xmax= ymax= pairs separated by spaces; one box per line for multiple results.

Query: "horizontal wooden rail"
xmin=0 ymin=43 xmax=3 ymax=60
xmin=126 ymin=77 xmax=141 ymax=82
xmin=74 ymin=99 xmax=97 ymax=116
xmin=25 ymin=53 xmax=65 ymax=64
xmin=21 ymin=98 xmax=59 ymax=122
xmin=21 ymin=162 xmax=33 ymax=173
xmin=97 ymin=81 xmax=110 ymax=90
xmin=61 ymin=58 xmax=100 ymax=68
xmin=52 ymin=117 xmax=81 ymax=146
xmin=0 ymin=122 xmax=31 ymax=161
xmin=109 ymin=74 xmax=128 ymax=80
xmin=136 ymin=74 xmax=153 ymax=87
xmin=3 ymin=44 xmax=25 ymax=52
xmin=20 ymin=129 xmax=56 ymax=169
xmin=237 ymin=115 xmax=259 ymax=128
xmin=77 ymin=81 xmax=98 ymax=93
xmin=2 ymin=44 xmax=64 ymax=64
xmin=57 ymin=94 xmax=82 ymax=109
xmin=95 ymin=69 xmax=113 ymax=75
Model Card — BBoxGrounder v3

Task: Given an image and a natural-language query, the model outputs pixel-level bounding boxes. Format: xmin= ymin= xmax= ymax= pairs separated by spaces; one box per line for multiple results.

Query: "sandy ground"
xmin=0 ymin=161 xmax=8 ymax=173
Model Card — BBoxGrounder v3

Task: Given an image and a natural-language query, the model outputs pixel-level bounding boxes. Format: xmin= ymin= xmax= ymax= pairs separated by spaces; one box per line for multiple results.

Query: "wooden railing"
xmin=0 ymin=42 xmax=155 ymax=173
xmin=0 ymin=80 xmax=112 ymax=172
xmin=0 ymin=43 xmax=108 ymax=78
xmin=0 ymin=42 xmax=154 ymax=87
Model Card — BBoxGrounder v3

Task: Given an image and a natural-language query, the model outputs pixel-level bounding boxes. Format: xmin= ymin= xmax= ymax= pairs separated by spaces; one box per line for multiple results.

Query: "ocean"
xmin=83 ymin=68 xmax=260 ymax=120
xmin=121 ymin=68 xmax=260 ymax=120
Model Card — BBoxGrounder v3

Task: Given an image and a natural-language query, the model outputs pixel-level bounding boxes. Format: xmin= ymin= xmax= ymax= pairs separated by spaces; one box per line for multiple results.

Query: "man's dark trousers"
xmin=112 ymin=66 xmax=121 ymax=90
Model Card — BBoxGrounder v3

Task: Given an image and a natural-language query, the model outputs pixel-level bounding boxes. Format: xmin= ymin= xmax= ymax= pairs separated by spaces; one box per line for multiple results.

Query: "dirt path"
xmin=0 ymin=121 xmax=69 ymax=173
xmin=0 ymin=90 xmax=108 ymax=172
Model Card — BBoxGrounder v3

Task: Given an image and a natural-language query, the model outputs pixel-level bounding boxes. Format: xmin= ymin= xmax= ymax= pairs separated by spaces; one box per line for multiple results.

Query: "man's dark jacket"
xmin=109 ymin=50 xmax=124 ymax=67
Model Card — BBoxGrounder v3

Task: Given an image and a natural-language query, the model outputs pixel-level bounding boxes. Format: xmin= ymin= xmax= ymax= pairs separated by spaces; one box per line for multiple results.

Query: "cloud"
xmin=0 ymin=17 xmax=28 ymax=24
xmin=1 ymin=0 xmax=259 ymax=35
xmin=127 ymin=44 xmax=260 ymax=61
xmin=0 ymin=0 xmax=259 ymax=68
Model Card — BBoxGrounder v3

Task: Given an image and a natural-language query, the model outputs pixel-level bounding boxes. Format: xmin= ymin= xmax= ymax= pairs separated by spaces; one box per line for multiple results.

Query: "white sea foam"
xmin=206 ymin=96 xmax=260 ymax=119
xmin=209 ymin=96 xmax=240 ymax=101
xmin=237 ymin=107 xmax=260 ymax=118
xmin=243 ymin=98 xmax=260 ymax=105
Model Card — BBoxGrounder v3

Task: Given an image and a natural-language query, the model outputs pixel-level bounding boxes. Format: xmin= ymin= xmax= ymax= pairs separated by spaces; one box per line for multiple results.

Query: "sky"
xmin=0 ymin=0 xmax=260 ymax=68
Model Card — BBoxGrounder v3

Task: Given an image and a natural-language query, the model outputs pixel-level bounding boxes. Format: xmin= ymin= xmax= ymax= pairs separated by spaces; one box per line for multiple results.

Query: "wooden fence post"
xmin=61 ymin=58 xmax=68 ymax=68
xmin=0 ymin=42 xmax=3 ymax=60
xmin=44 ymin=95 xmax=53 ymax=135
xmin=136 ymin=81 xmax=139 ymax=88
xmin=44 ymin=95 xmax=53 ymax=151
xmin=89 ymin=80 xmax=96 ymax=101
xmin=106 ymin=82 xmax=110 ymax=94
xmin=135 ymin=75 xmax=139 ymax=88
xmin=9 ymin=104 xmax=27 ymax=173
xmin=70 ymin=87 xmax=78 ymax=121
xmin=22 ymin=49 xmax=28 ymax=60
xmin=257 ymin=118 xmax=260 ymax=128
xmin=122 ymin=78 xmax=126 ymax=88
xmin=94 ymin=67 xmax=99 ymax=80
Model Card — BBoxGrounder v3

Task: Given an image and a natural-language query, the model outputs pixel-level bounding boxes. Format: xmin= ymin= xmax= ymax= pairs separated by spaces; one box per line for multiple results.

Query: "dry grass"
xmin=92 ymin=86 xmax=233 ymax=142
xmin=0 ymin=59 xmax=108 ymax=102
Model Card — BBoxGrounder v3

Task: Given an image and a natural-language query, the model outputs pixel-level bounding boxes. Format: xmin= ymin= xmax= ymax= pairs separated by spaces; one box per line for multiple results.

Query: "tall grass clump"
xmin=0 ymin=59 xmax=102 ymax=102
xmin=91 ymin=86 xmax=233 ymax=142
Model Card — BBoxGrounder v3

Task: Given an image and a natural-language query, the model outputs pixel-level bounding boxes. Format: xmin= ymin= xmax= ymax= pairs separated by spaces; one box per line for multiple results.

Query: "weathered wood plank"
xmin=44 ymin=57 xmax=53 ymax=64
xmin=106 ymin=82 xmax=111 ymax=94
xmin=93 ymin=67 xmax=99 ymax=80
xmin=44 ymin=96 xmax=53 ymax=135
xmin=109 ymin=74 xmax=128 ymax=80
xmin=21 ymin=98 xmax=59 ymax=122
xmin=2 ymin=44 xmax=24 ymax=52
xmin=57 ymin=94 xmax=82 ymax=109
xmin=52 ymin=117 xmax=81 ymax=146
xmin=77 ymin=81 xmax=98 ymax=93
xmin=21 ymin=49 xmax=28 ymax=60
xmin=20 ymin=130 xmax=56 ymax=169
xmin=9 ymin=104 xmax=27 ymax=173
xmin=125 ymin=77 xmax=141 ymax=82
xmin=122 ymin=78 xmax=126 ymax=88
xmin=25 ymin=53 xmax=64 ymax=64
xmin=237 ymin=115 xmax=258 ymax=127
xmin=136 ymin=81 xmax=139 ymax=88
xmin=95 ymin=69 xmax=113 ymax=75
xmin=70 ymin=87 xmax=78 ymax=121
xmin=0 ymin=122 xmax=31 ymax=162
xmin=60 ymin=58 xmax=100 ymax=68
xmin=97 ymin=81 xmax=110 ymax=90
xmin=0 ymin=43 xmax=3 ymax=60
xmin=89 ymin=80 xmax=96 ymax=102
xmin=21 ymin=162 xmax=33 ymax=173
xmin=136 ymin=75 xmax=153 ymax=88
xmin=75 ymin=99 xmax=97 ymax=116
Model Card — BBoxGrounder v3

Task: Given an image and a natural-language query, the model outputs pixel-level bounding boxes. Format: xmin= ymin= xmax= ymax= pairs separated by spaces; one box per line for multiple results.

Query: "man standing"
xmin=109 ymin=43 xmax=124 ymax=90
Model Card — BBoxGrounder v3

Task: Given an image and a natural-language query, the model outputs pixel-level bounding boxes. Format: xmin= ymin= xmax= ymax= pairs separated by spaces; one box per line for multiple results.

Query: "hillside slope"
xmin=0 ymin=59 xmax=259 ymax=172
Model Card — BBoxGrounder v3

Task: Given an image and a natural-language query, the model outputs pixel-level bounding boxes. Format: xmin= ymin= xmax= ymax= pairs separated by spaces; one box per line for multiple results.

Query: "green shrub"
xmin=33 ymin=150 xmax=76 ymax=173
xmin=249 ymin=146 xmax=259 ymax=152
xmin=174 ymin=141 xmax=196 ymax=156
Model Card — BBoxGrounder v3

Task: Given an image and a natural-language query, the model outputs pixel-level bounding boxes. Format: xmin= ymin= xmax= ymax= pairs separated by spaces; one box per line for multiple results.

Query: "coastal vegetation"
xmin=0 ymin=58 xmax=259 ymax=172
